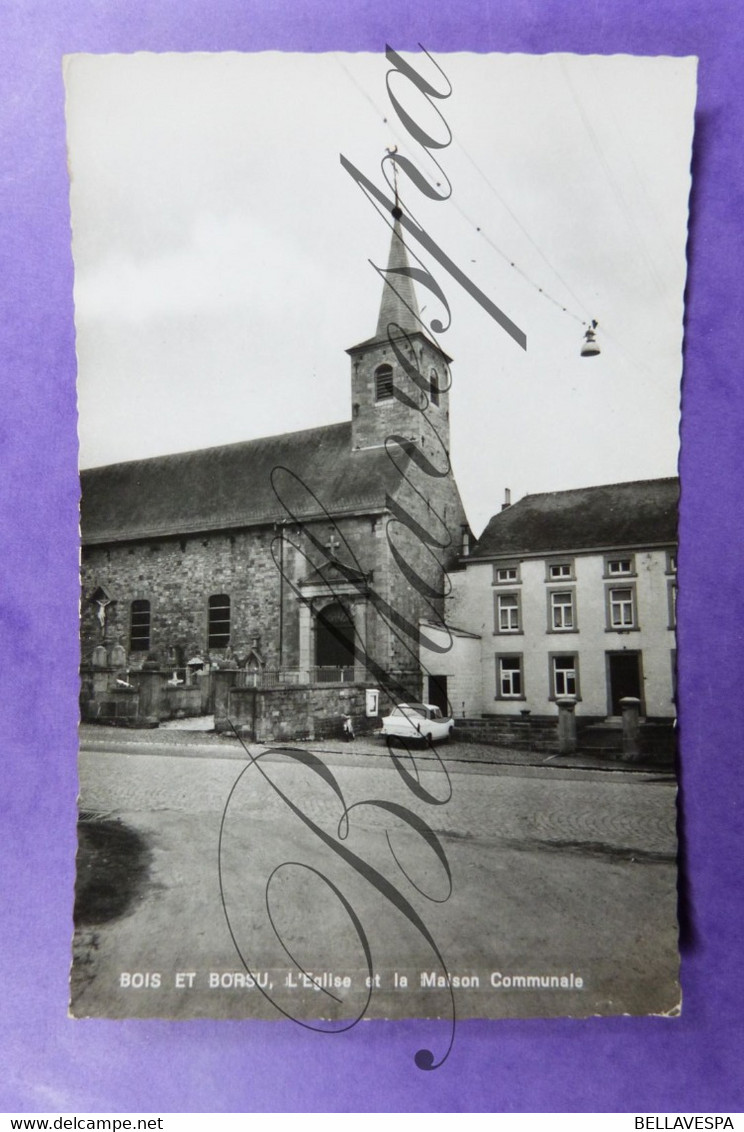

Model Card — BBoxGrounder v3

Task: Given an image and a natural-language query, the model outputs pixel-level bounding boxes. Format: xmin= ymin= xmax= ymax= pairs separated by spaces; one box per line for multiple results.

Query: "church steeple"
xmin=375 ymin=213 xmax=422 ymax=340
xmin=346 ymin=207 xmax=452 ymax=454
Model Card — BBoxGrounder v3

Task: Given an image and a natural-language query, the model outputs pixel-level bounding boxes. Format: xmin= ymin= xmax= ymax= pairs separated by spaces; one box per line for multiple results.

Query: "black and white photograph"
xmin=67 ymin=49 xmax=695 ymax=1035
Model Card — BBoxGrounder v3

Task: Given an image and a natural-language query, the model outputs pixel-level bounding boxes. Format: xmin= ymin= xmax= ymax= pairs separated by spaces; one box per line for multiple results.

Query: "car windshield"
xmin=392 ymin=704 xmax=427 ymax=717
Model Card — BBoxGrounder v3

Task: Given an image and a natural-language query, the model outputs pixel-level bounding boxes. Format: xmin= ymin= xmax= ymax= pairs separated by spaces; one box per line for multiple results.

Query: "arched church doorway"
xmin=315 ymin=601 xmax=355 ymax=679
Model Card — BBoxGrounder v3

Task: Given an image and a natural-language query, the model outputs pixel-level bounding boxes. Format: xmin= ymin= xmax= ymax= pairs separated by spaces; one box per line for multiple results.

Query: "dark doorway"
xmin=427 ymin=675 xmax=449 ymax=716
xmin=607 ymin=652 xmax=643 ymax=715
xmin=315 ymin=602 xmax=355 ymax=674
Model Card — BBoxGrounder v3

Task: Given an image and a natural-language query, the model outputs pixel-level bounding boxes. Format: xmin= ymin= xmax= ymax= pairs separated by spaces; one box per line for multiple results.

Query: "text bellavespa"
xmin=220 ymin=45 xmax=526 ymax=1074
xmin=635 ymin=1121 xmax=734 ymax=1130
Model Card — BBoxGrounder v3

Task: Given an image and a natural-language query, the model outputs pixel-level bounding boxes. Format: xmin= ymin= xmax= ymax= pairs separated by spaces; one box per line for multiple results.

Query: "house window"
xmin=496 ymin=655 xmax=523 ymax=699
xmin=429 ymin=367 xmax=440 ymax=407
xmin=549 ymin=589 xmax=575 ymax=631
xmin=208 ymin=594 xmax=231 ymax=648
xmin=494 ymin=563 xmax=520 ymax=585
xmin=608 ymin=586 xmax=636 ymax=629
xmin=666 ymin=550 xmax=678 ymax=575
xmin=605 ymin=555 xmax=635 ymax=578
xmin=551 ymin=654 xmax=578 ymax=699
xmin=547 ymin=559 xmax=574 ymax=581
xmin=495 ymin=592 xmax=520 ymax=633
xmin=130 ymin=599 xmax=151 ymax=652
xmin=668 ymin=580 xmax=678 ymax=629
xmin=375 ymin=364 xmax=394 ymax=401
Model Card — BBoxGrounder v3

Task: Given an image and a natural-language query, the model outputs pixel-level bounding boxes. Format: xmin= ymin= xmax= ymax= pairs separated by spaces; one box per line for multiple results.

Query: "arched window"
xmin=375 ymin=364 xmax=394 ymax=402
xmin=208 ymin=594 xmax=231 ymax=648
xmin=130 ymin=600 xmax=151 ymax=652
xmin=429 ymin=367 xmax=440 ymax=407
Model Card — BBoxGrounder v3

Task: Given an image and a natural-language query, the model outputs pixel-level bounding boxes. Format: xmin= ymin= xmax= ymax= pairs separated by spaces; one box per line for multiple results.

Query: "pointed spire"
xmin=375 ymin=210 xmax=422 ymax=339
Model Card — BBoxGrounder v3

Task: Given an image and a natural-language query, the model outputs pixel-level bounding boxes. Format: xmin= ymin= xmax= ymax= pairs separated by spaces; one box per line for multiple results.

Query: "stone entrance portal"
xmin=298 ymin=555 xmax=370 ymax=684
xmin=315 ymin=601 xmax=356 ymax=673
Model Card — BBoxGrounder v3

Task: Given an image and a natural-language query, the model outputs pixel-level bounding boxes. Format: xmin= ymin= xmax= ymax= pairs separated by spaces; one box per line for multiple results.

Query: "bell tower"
xmin=346 ymin=208 xmax=452 ymax=454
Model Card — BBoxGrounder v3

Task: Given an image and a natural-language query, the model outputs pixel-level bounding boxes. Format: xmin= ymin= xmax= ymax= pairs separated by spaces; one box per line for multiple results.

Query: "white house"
xmin=421 ymin=478 xmax=678 ymax=724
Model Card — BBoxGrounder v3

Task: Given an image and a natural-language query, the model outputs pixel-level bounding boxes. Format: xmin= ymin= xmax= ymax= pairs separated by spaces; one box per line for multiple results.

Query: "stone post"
xmin=353 ymin=601 xmax=367 ymax=683
xmin=619 ymin=696 xmax=642 ymax=761
xmin=213 ymin=667 xmax=240 ymax=733
xmin=556 ymin=697 xmax=577 ymax=754
xmin=135 ymin=669 xmax=165 ymax=726
xmin=298 ymin=603 xmax=312 ymax=683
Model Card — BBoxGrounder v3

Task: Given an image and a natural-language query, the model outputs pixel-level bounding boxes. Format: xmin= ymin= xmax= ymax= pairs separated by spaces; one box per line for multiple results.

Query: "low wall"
xmin=81 ymin=665 xmax=211 ymax=725
xmin=80 ymin=686 xmax=140 ymax=726
xmin=453 ymin=715 xmax=559 ymax=753
xmin=453 ymin=714 xmax=675 ymax=761
xmin=163 ymin=684 xmax=204 ymax=718
xmin=639 ymin=721 xmax=677 ymax=761
xmin=223 ymin=682 xmax=379 ymax=742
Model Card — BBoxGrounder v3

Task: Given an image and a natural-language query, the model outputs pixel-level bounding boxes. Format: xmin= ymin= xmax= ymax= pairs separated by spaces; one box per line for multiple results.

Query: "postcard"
xmin=66 ymin=49 xmax=695 ymax=1066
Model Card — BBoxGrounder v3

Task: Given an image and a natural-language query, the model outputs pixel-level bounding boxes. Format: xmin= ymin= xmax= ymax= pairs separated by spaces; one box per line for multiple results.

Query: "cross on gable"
xmin=325 ymin=532 xmax=341 ymax=556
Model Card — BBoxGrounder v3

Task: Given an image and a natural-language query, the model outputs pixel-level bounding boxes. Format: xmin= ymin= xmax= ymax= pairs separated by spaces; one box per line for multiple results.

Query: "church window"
xmin=208 ymin=594 xmax=231 ymax=648
xmin=130 ymin=600 xmax=151 ymax=652
xmin=375 ymin=364 xmax=394 ymax=401
xmin=429 ymin=368 xmax=440 ymax=407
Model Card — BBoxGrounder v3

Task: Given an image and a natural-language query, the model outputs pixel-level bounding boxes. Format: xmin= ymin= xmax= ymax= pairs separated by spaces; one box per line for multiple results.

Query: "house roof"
xmin=471 ymin=477 xmax=679 ymax=559
xmin=80 ymin=421 xmax=408 ymax=545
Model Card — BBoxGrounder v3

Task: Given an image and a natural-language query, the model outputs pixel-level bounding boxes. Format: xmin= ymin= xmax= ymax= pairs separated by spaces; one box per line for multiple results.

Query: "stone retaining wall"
xmin=453 ymin=715 xmax=560 ymax=753
xmin=223 ymin=682 xmax=379 ymax=742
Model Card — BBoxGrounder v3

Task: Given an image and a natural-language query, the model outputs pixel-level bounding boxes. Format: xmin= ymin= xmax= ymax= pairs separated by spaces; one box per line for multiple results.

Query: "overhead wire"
xmin=334 ymin=53 xmax=676 ymax=384
xmin=558 ymin=56 xmax=676 ymax=320
xmin=334 ymin=54 xmax=593 ymax=330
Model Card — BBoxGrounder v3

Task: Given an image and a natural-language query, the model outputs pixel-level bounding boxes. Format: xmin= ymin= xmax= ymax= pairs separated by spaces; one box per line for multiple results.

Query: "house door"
xmin=427 ymin=675 xmax=449 ymax=716
xmin=607 ymin=652 xmax=643 ymax=715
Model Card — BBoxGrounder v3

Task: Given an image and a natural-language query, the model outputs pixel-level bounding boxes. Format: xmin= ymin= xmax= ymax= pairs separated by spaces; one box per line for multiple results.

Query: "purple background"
xmin=2 ymin=0 xmax=742 ymax=1113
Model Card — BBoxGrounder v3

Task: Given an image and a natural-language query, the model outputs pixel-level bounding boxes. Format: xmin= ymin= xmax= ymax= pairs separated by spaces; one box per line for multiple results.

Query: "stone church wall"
xmin=81 ymin=526 xmax=285 ymax=667
xmin=81 ymin=511 xmax=392 ymax=672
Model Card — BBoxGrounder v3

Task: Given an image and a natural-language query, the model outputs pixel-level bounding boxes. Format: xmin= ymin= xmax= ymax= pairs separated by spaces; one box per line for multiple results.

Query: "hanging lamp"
xmin=581 ymin=319 xmax=600 ymax=357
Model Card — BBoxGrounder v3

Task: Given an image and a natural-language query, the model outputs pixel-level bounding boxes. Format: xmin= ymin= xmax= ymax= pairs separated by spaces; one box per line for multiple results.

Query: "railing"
xmin=239 ymin=666 xmax=356 ymax=687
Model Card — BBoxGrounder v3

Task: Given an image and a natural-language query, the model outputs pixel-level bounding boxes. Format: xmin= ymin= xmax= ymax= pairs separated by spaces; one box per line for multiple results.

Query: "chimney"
xmin=502 ymin=488 xmax=512 ymax=511
xmin=461 ymin=526 xmax=471 ymax=557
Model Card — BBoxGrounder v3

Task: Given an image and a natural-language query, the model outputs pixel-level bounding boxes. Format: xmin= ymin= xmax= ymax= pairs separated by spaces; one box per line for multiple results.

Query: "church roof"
xmin=81 ymin=421 xmax=409 ymax=545
xmin=346 ymin=213 xmax=452 ymax=362
xmin=471 ymin=477 xmax=679 ymax=559
xmin=375 ymin=215 xmax=422 ymax=339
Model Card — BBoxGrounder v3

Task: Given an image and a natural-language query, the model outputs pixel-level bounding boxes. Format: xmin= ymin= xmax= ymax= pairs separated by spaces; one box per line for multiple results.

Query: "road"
xmin=71 ymin=735 xmax=680 ymax=1029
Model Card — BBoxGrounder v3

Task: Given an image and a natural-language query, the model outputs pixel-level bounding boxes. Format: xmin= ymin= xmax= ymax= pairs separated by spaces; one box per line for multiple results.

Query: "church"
xmin=79 ymin=211 xmax=470 ymax=731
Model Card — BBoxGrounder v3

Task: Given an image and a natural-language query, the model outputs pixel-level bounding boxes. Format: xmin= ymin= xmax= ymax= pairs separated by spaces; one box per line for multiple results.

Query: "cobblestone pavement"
xmin=72 ymin=733 xmax=680 ymax=1026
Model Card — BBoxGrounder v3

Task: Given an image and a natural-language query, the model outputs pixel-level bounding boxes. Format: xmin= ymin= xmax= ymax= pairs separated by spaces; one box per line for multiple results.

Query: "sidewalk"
xmin=78 ymin=723 xmax=675 ymax=776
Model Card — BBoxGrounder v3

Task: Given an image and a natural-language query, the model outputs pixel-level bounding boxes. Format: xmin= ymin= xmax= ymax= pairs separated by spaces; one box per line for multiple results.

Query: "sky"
xmin=65 ymin=50 xmax=697 ymax=536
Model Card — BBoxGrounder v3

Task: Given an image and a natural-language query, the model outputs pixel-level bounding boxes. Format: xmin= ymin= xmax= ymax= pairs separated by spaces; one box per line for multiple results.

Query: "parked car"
xmin=380 ymin=703 xmax=454 ymax=744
